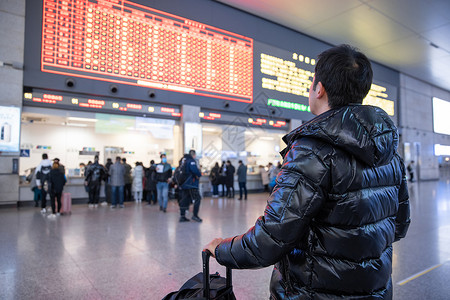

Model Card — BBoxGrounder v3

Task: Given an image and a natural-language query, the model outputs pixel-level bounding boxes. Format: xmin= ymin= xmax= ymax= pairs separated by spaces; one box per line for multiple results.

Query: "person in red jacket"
xmin=204 ymin=44 xmax=410 ymax=299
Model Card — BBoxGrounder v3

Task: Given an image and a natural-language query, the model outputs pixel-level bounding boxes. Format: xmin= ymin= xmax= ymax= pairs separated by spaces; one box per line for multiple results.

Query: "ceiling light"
xmin=65 ymin=123 xmax=88 ymax=127
xmin=67 ymin=117 xmax=98 ymax=122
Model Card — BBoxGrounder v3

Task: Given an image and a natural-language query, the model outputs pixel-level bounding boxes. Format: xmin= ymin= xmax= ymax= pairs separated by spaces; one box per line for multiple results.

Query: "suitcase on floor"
xmin=163 ymin=251 xmax=235 ymax=300
xmin=60 ymin=192 xmax=72 ymax=214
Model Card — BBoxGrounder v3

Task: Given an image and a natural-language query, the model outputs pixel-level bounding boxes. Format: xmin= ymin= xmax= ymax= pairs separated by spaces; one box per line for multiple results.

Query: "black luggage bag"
xmin=163 ymin=251 xmax=236 ymax=300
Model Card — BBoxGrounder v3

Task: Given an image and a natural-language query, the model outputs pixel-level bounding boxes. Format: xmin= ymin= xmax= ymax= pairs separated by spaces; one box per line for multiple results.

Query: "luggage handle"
xmin=202 ymin=250 xmax=232 ymax=299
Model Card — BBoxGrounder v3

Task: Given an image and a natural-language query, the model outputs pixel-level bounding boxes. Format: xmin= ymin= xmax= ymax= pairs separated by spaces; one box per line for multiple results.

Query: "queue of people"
xmin=31 ymin=151 xmax=279 ymax=223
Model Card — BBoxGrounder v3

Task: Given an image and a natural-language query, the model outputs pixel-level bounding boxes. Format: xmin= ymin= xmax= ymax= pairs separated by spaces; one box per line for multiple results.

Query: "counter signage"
xmin=199 ymin=110 xmax=289 ymax=130
xmin=24 ymin=91 xmax=182 ymax=118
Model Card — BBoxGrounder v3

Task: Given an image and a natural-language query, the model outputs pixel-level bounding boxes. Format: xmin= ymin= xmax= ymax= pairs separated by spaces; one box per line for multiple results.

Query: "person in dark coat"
xmin=225 ymin=160 xmax=235 ymax=198
xmin=122 ymin=158 xmax=132 ymax=202
xmin=144 ymin=160 xmax=158 ymax=205
xmin=219 ymin=161 xmax=226 ymax=197
xmin=103 ymin=158 xmax=113 ymax=205
xmin=209 ymin=162 xmax=220 ymax=198
xmin=204 ymin=45 xmax=410 ymax=299
xmin=84 ymin=156 xmax=106 ymax=207
xmin=179 ymin=150 xmax=202 ymax=222
xmin=236 ymin=160 xmax=247 ymax=200
xmin=48 ymin=162 xmax=66 ymax=218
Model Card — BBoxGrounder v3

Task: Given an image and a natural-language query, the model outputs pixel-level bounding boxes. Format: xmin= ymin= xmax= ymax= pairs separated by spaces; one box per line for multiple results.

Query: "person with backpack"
xmin=179 ymin=150 xmax=202 ymax=222
xmin=84 ymin=155 xmax=107 ymax=208
xmin=35 ymin=153 xmax=52 ymax=214
xmin=209 ymin=162 xmax=220 ymax=198
xmin=47 ymin=161 xmax=66 ymax=218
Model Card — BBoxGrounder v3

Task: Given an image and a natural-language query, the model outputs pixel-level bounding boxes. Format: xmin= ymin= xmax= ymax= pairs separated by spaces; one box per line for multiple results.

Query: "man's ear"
xmin=316 ymin=81 xmax=326 ymax=98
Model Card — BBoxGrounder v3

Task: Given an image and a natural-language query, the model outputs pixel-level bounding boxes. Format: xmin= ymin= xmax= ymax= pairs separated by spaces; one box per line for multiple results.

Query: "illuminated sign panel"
xmin=24 ymin=91 xmax=181 ymax=118
xmin=254 ymin=41 xmax=396 ymax=117
xmin=200 ymin=109 xmax=289 ymax=130
xmin=0 ymin=106 xmax=21 ymax=153
xmin=41 ymin=0 xmax=253 ymax=102
xmin=433 ymin=97 xmax=450 ymax=135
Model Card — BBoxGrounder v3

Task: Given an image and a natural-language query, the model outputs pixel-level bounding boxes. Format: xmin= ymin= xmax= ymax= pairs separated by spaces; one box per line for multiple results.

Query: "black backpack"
xmin=173 ymin=159 xmax=189 ymax=186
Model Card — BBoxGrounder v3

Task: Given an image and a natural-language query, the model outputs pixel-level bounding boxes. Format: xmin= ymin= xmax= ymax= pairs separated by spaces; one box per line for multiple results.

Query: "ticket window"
xmin=201 ymin=124 xmax=285 ymax=174
xmin=20 ymin=108 xmax=179 ymax=177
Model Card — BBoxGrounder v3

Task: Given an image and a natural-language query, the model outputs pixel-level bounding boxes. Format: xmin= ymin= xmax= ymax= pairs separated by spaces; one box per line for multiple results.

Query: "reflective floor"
xmin=1 ymin=171 xmax=450 ymax=299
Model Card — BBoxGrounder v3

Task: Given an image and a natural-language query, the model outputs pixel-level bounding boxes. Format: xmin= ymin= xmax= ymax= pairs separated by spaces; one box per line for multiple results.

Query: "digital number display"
xmin=24 ymin=91 xmax=182 ymax=118
xmin=41 ymin=0 xmax=253 ymax=102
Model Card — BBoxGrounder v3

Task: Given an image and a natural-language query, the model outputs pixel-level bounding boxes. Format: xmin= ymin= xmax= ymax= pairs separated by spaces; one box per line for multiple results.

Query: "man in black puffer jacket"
xmin=204 ymin=44 xmax=410 ymax=299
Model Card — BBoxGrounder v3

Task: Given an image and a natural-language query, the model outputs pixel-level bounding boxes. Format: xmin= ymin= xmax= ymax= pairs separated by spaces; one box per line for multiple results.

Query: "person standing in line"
xmin=407 ymin=160 xmax=415 ymax=182
xmin=209 ymin=162 xmax=220 ymax=198
xmin=122 ymin=158 xmax=132 ymax=202
xmin=179 ymin=150 xmax=202 ymax=222
xmin=259 ymin=165 xmax=270 ymax=192
xmin=35 ymin=153 xmax=52 ymax=214
xmin=237 ymin=160 xmax=247 ymax=200
xmin=204 ymin=44 xmax=410 ymax=299
xmin=84 ymin=155 xmax=107 ymax=208
xmin=132 ymin=162 xmax=144 ymax=202
xmin=144 ymin=160 xmax=158 ymax=205
xmin=155 ymin=153 xmax=172 ymax=212
xmin=109 ymin=156 xmax=125 ymax=208
xmin=47 ymin=162 xmax=66 ymax=218
xmin=219 ymin=161 xmax=226 ymax=197
xmin=225 ymin=160 xmax=235 ymax=198
xmin=28 ymin=167 xmax=42 ymax=207
xmin=103 ymin=158 xmax=113 ymax=205
xmin=53 ymin=158 xmax=65 ymax=174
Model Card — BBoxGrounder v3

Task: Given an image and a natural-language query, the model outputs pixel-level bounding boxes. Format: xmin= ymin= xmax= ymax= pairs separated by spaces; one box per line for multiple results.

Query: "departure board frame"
xmin=24 ymin=0 xmax=400 ymax=123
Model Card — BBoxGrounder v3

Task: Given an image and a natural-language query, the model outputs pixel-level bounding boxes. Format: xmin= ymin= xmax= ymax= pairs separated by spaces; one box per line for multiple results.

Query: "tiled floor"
xmin=1 ymin=171 xmax=450 ymax=299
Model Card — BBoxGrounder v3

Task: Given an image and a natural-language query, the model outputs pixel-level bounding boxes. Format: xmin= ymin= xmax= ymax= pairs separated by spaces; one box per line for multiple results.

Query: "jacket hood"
xmin=283 ymin=104 xmax=399 ymax=167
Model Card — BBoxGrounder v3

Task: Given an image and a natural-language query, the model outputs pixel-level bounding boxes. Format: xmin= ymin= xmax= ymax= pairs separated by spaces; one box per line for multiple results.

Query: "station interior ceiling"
xmin=216 ymin=0 xmax=450 ymax=93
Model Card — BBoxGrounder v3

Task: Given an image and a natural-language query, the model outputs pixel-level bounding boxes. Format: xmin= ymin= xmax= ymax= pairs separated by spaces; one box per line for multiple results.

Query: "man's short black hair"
xmin=238 ymin=160 xmax=243 ymax=164
xmin=42 ymin=153 xmax=48 ymax=159
xmin=122 ymin=158 xmax=126 ymax=162
xmin=313 ymin=44 xmax=373 ymax=108
xmin=160 ymin=153 xmax=166 ymax=159
xmin=189 ymin=149 xmax=196 ymax=156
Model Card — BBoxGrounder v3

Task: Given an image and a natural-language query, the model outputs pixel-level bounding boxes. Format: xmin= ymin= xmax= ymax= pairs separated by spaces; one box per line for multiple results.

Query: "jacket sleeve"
xmin=394 ymin=155 xmax=411 ymax=241
xmin=189 ymin=160 xmax=201 ymax=178
xmin=215 ymin=139 xmax=330 ymax=269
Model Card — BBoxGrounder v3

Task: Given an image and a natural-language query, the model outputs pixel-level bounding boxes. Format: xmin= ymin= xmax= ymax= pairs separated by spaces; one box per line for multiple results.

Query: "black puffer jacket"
xmin=215 ymin=104 xmax=410 ymax=299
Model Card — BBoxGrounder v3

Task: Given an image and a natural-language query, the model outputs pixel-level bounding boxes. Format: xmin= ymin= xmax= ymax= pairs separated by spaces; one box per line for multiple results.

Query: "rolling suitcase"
xmin=163 ymin=251 xmax=235 ymax=300
xmin=60 ymin=192 xmax=72 ymax=214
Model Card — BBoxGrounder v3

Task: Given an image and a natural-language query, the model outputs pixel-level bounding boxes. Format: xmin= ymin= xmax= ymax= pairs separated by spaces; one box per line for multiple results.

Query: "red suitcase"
xmin=60 ymin=192 xmax=72 ymax=214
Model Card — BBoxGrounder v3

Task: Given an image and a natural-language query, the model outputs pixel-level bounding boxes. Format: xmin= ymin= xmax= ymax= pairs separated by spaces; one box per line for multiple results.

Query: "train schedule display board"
xmin=40 ymin=0 xmax=253 ymax=103
xmin=24 ymin=0 xmax=399 ymax=121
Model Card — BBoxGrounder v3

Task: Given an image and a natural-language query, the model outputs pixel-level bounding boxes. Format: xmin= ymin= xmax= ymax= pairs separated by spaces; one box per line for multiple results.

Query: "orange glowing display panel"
xmin=41 ymin=0 xmax=253 ymax=103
